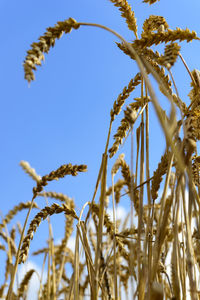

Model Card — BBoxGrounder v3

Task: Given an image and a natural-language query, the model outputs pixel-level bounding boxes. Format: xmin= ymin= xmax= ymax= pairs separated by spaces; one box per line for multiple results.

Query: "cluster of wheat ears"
xmin=2 ymin=0 xmax=200 ymax=299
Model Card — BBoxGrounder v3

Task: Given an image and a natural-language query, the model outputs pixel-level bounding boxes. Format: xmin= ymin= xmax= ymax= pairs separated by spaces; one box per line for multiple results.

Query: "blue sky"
xmin=1 ymin=0 xmax=200 ymax=291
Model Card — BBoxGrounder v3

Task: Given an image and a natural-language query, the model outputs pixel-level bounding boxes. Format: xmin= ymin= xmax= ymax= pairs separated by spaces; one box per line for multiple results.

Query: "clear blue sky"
xmin=1 ymin=0 xmax=200 ymax=288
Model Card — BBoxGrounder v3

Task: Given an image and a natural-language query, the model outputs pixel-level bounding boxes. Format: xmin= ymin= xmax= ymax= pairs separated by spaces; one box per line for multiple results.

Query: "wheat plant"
xmin=1 ymin=0 xmax=200 ymax=299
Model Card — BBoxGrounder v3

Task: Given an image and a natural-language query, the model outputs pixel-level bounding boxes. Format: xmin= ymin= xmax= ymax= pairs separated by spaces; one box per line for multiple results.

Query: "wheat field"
xmin=1 ymin=0 xmax=200 ymax=299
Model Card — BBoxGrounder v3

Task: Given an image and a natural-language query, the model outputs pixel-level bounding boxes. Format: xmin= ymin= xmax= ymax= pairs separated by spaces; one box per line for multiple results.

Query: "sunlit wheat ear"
xmin=133 ymin=28 xmax=199 ymax=49
xmin=112 ymin=153 xmax=125 ymax=175
xmin=110 ymin=73 xmax=141 ymax=121
xmin=193 ymin=69 xmax=200 ymax=87
xmin=142 ymin=15 xmax=169 ymax=36
xmin=20 ymin=161 xmax=41 ymax=182
xmin=23 ymin=18 xmax=80 ymax=82
xmin=119 ymin=158 xmax=131 ymax=191
xmin=33 ymin=163 xmax=87 ymax=196
xmin=109 ymin=102 xmax=140 ymax=158
xmin=107 ymin=178 xmax=125 ymax=204
xmin=0 ymin=201 xmax=38 ymax=229
xmin=17 ymin=269 xmax=35 ymax=298
xmin=38 ymin=191 xmax=73 ymax=203
xmin=153 ymin=65 xmax=173 ymax=96
xmin=108 ymin=117 xmax=130 ymax=158
xmin=106 ymin=179 xmax=125 ymax=196
xmin=124 ymin=103 xmax=138 ymax=125
xmin=188 ymin=68 xmax=200 ymax=94
xmin=143 ymin=0 xmax=160 ymax=4
xmin=159 ymin=42 xmax=181 ymax=69
xmin=190 ymin=109 xmax=200 ymax=140
xmin=183 ymin=115 xmax=197 ymax=164
xmin=19 ymin=203 xmax=78 ymax=264
xmin=192 ymin=156 xmax=200 ymax=186
xmin=117 ymin=42 xmax=161 ymax=61
xmin=188 ymin=69 xmax=200 ymax=109
xmin=32 ymin=247 xmax=49 ymax=256
xmin=90 ymin=203 xmax=128 ymax=259
xmin=110 ymin=153 xmax=132 ymax=194
xmin=151 ymin=150 xmax=171 ymax=201
xmin=111 ymin=152 xmax=139 ymax=211
xmin=109 ymin=0 xmax=138 ymax=38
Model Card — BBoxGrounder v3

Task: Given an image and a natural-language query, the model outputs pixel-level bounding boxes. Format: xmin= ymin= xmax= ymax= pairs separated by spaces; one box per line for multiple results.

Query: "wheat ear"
xmin=0 ymin=202 xmax=38 ymax=229
xmin=19 ymin=203 xmax=78 ymax=264
xmin=142 ymin=15 xmax=168 ymax=35
xmin=109 ymin=0 xmax=138 ymax=38
xmin=24 ymin=18 xmax=80 ymax=82
xmin=133 ymin=28 xmax=199 ymax=49
xmin=17 ymin=269 xmax=35 ymax=298
xmin=143 ymin=0 xmax=160 ymax=5
xmin=38 ymin=191 xmax=72 ymax=203
xmin=110 ymin=73 xmax=141 ymax=122
xmin=20 ymin=161 xmax=41 ymax=182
